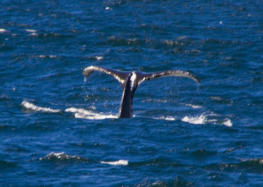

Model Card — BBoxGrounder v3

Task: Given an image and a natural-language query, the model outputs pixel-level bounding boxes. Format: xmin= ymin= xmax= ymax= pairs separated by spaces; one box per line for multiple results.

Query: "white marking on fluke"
xmin=130 ymin=72 xmax=137 ymax=90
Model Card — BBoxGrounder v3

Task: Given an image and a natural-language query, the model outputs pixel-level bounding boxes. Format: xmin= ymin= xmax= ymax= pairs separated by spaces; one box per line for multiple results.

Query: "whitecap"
xmin=182 ymin=113 xmax=233 ymax=127
xmin=0 ymin=28 xmax=7 ymax=33
xmin=39 ymin=152 xmax=81 ymax=161
xmin=181 ymin=114 xmax=207 ymax=125
xmin=100 ymin=160 xmax=128 ymax=166
xmin=21 ymin=101 xmax=61 ymax=113
xmin=65 ymin=107 xmax=117 ymax=120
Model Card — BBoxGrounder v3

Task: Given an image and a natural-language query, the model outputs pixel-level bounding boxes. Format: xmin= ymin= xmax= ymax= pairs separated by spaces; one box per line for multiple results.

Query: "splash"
xmin=65 ymin=107 xmax=118 ymax=120
xmin=100 ymin=160 xmax=128 ymax=166
xmin=181 ymin=114 xmax=207 ymax=125
xmin=182 ymin=113 xmax=233 ymax=127
xmin=222 ymin=119 xmax=233 ymax=127
xmin=21 ymin=101 xmax=61 ymax=113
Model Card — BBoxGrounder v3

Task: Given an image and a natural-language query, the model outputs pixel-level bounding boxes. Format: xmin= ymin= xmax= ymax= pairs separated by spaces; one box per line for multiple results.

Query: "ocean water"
xmin=1 ymin=0 xmax=263 ymax=186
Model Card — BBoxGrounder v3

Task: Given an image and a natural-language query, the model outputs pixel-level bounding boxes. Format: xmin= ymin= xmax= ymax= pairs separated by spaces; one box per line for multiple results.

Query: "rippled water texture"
xmin=1 ymin=0 xmax=263 ymax=186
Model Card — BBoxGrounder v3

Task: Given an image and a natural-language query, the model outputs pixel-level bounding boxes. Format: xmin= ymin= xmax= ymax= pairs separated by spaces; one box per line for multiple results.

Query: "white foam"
xmin=39 ymin=55 xmax=46 ymax=58
xmin=182 ymin=114 xmax=207 ymax=125
xmin=182 ymin=113 xmax=233 ymax=127
xmin=49 ymin=55 xmax=56 ymax=58
xmin=100 ymin=160 xmax=128 ymax=166
xmin=65 ymin=107 xmax=117 ymax=120
xmin=154 ymin=116 xmax=176 ymax=121
xmin=0 ymin=28 xmax=7 ymax=33
xmin=21 ymin=101 xmax=61 ymax=113
xmin=39 ymin=152 xmax=81 ymax=160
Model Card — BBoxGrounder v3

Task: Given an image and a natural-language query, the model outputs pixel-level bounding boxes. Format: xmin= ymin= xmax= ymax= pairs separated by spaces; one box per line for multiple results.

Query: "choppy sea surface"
xmin=1 ymin=0 xmax=263 ymax=186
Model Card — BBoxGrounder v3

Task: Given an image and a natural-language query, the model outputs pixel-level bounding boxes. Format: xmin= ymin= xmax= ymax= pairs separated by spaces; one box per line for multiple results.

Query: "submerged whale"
xmin=83 ymin=66 xmax=199 ymax=118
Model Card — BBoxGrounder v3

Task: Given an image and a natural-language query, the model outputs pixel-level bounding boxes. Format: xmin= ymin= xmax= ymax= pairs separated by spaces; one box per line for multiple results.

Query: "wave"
xmin=131 ymin=157 xmax=180 ymax=167
xmin=65 ymin=107 xmax=118 ymax=120
xmin=21 ymin=101 xmax=232 ymax=127
xmin=0 ymin=160 xmax=17 ymax=169
xmin=185 ymin=103 xmax=202 ymax=109
xmin=40 ymin=152 xmax=128 ymax=166
xmin=135 ymin=177 xmax=193 ymax=187
xmin=205 ymin=158 xmax=263 ymax=173
xmin=21 ymin=101 xmax=61 ymax=113
xmin=39 ymin=152 xmax=83 ymax=161
xmin=100 ymin=160 xmax=128 ymax=166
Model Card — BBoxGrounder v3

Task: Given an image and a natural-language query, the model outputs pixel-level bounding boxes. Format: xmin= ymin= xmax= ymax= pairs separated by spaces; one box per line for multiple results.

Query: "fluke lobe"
xmin=83 ymin=66 xmax=199 ymax=118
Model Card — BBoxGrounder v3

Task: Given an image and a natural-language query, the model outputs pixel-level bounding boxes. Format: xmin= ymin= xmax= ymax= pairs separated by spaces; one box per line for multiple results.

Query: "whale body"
xmin=83 ymin=66 xmax=199 ymax=118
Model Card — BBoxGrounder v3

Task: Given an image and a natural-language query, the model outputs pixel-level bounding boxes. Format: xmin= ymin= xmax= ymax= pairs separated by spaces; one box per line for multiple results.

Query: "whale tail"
xmin=83 ymin=66 xmax=199 ymax=118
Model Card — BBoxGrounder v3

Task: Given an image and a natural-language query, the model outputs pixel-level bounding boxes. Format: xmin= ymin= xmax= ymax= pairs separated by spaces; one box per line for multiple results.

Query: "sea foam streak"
xmin=21 ymin=101 xmax=61 ymax=113
xmin=154 ymin=116 xmax=176 ymax=121
xmin=100 ymin=160 xmax=128 ymax=166
xmin=65 ymin=107 xmax=118 ymax=120
xmin=21 ymin=101 xmax=117 ymax=119
xmin=25 ymin=29 xmax=37 ymax=33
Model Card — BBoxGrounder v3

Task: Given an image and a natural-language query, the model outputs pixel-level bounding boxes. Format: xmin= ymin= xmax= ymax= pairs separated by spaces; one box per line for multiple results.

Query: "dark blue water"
xmin=1 ymin=0 xmax=263 ymax=186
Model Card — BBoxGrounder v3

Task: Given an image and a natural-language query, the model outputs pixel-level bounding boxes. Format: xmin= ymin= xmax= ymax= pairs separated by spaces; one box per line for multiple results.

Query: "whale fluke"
xmin=83 ymin=66 xmax=129 ymax=86
xmin=137 ymin=70 xmax=200 ymax=85
xmin=83 ymin=66 xmax=199 ymax=118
